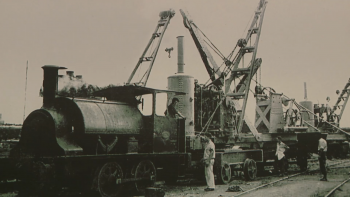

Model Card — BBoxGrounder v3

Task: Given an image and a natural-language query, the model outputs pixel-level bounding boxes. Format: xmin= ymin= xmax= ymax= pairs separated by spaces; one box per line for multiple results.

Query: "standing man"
xmin=165 ymin=98 xmax=185 ymax=119
xmin=318 ymin=137 xmax=327 ymax=181
xmin=275 ymin=136 xmax=289 ymax=176
xmin=201 ymin=133 xmax=215 ymax=191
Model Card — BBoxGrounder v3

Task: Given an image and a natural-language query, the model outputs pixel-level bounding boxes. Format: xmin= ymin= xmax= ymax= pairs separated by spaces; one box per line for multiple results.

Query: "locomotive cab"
xmin=94 ymin=86 xmax=187 ymax=154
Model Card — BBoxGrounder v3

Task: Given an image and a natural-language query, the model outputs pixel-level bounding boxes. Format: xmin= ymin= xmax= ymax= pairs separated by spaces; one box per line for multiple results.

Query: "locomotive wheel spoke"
xmin=244 ymin=158 xmax=257 ymax=181
xmin=98 ymin=162 xmax=123 ymax=197
xmin=134 ymin=160 xmax=156 ymax=194
xmin=220 ymin=164 xmax=231 ymax=184
xmin=248 ymin=161 xmax=256 ymax=173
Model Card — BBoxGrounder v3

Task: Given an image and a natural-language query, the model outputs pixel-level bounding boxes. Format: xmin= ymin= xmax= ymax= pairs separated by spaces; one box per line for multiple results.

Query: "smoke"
xmin=38 ymin=73 xmax=121 ymax=98
xmin=57 ymin=75 xmax=100 ymax=97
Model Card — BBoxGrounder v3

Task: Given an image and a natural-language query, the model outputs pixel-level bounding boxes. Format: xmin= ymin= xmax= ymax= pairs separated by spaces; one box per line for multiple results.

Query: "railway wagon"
xmin=8 ymin=65 xmax=262 ymax=197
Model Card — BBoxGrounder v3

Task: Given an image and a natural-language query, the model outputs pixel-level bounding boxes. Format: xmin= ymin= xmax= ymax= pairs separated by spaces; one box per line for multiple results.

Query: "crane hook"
xmin=165 ymin=47 xmax=173 ymax=58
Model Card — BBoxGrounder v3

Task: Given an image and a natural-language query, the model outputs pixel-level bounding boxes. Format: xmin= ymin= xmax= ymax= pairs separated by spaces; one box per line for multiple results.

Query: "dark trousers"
xmin=275 ymin=156 xmax=287 ymax=174
xmin=319 ymin=151 xmax=327 ymax=178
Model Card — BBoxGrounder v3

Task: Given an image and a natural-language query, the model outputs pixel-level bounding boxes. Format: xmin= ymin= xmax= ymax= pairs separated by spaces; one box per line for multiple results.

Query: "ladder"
xmin=227 ymin=58 xmax=262 ymax=136
xmin=224 ymin=0 xmax=267 ymax=136
xmin=331 ymin=78 xmax=350 ymax=124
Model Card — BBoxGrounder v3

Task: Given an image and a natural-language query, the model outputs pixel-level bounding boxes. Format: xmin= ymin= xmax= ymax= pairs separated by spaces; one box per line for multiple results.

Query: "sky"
xmin=0 ymin=0 xmax=350 ymax=127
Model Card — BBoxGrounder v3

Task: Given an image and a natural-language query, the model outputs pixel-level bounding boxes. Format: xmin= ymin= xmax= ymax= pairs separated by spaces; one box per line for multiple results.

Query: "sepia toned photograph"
xmin=0 ymin=0 xmax=349 ymax=196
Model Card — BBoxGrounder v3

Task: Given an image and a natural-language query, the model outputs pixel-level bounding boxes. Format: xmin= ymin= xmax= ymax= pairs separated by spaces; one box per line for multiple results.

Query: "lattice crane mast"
xmin=330 ymin=78 xmax=350 ymax=125
xmin=180 ymin=0 xmax=267 ymax=137
xmin=126 ymin=9 xmax=175 ymax=87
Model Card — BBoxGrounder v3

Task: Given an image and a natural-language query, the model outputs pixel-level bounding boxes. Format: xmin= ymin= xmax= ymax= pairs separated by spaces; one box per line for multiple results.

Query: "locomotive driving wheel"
xmin=98 ymin=162 xmax=123 ymax=197
xmin=217 ymin=163 xmax=231 ymax=184
xmin=134 ymin=160 xmax=156 ymax=194
xmin=243 ymin=158 xmax=257 ymax=181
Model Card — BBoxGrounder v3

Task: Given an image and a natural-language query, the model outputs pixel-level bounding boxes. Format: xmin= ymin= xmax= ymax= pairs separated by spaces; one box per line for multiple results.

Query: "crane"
xmin=180 ymin=0 xmax=267 ymax=138
xmin=329 ymin=78 xmax=350 ymax=126
xmin=126 ymin=9 xmax=175 ymax=87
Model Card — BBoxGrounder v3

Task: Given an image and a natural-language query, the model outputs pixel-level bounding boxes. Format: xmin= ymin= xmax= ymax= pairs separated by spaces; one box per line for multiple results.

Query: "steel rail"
xmin=232 ymin=160 xmax=350 ymax=197
xmin=232 ymin=172 xmax=303 ymax=197
xmin=324 ymin=177 xmax=350 ymax=197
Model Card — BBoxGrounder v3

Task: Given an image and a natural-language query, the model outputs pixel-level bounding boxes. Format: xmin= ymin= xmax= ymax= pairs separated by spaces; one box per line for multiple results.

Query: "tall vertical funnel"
xmin=168 ymin=36 xmax=194 ymax=136
xmin=177 ymin=36 xmax=184 ymax=73
xmin=300 ymin=82 xmax=314 ymax=131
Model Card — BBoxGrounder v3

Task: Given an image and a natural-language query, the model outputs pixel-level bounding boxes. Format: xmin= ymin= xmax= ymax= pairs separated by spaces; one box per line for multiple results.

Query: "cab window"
xmin=156 ymin=93 xmax=168 ymax=116
xmin=139 ymin=94 xmax=152 ymax=116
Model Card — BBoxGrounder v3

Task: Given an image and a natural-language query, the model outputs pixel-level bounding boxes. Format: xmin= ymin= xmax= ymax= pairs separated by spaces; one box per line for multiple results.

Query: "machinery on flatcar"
xmin=181 ymin=0 xmax=331 ymax=174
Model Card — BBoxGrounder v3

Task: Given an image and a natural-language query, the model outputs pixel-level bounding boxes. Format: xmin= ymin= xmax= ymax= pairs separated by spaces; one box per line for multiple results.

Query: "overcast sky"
xmin=0 ymin=0 xmax=350 ymax=127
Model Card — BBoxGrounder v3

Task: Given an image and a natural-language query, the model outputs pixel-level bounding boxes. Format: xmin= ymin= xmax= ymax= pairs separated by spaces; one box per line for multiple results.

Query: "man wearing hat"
xmin=201 ymin=133 xmax=215 ymax=191
xmin=275 ymin=136 xmax=289 ymax=176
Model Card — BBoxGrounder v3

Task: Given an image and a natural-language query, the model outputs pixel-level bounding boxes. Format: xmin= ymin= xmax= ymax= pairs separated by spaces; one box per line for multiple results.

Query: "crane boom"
xmin=224 ymin=0 xmax=267 ymax=93
xmin=180 ymin=9 xmax=223 ymax=84
xmin=126 ymin=9 xmax=175 ymax=86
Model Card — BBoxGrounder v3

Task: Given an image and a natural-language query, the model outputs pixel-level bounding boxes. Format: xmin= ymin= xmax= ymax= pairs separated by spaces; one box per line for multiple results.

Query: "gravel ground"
xmin=0 ymin=157 xmax=349 ymax=197
xmin=160 ymin=157 xmax=350 ymax=197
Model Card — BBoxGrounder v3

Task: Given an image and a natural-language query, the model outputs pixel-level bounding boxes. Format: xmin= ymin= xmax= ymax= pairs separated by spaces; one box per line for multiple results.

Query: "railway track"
xmin=324 ymin=177 xmax=350 ymax=197
xmin=231 ymin=160 xmax=350 ymax=197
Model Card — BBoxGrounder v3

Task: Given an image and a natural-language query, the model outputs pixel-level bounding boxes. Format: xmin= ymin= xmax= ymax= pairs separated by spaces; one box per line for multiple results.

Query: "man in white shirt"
xmin=318 ymin=137 xmax=327 ymax=181
xmin=201 ymin=134 xmax=215 ymax=191
xmin=275 ymin=136 xmax=289 ymax=176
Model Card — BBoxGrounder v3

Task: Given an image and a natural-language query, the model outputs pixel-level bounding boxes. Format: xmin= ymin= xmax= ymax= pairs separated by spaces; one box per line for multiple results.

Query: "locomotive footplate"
xmin=115 ymin=175 xmax=156 ymax=184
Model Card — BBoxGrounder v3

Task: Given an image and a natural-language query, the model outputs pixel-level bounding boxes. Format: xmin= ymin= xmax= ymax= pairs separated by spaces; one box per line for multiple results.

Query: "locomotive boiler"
xmin=12 ymin=64 xmax=192 ymax=196
xmin=21 ymin=66 xmax=145 ymax=156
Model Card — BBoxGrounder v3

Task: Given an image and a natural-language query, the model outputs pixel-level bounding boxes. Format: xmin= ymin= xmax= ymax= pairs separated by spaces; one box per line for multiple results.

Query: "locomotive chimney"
xmin=177 ymin=36 xmax=184 ymax=73
xmin=42 ymin=65 xmax=67 ymax=109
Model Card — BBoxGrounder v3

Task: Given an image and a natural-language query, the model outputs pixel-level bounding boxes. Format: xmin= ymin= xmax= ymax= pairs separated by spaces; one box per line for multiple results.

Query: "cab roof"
xmin=93 ymin=85 xmax=186 ymax=101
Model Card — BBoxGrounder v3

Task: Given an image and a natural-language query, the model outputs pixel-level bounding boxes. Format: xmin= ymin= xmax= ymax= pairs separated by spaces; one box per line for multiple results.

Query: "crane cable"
xmin=203 ymin=43 xmax=240 ymax=87
xmin=198 ymin=10 xmax=257 ymax=88
xmin=196 ymin=27 xmax=226 ymax=59
xmin=196 ymin=25 xmax=242 ymax=87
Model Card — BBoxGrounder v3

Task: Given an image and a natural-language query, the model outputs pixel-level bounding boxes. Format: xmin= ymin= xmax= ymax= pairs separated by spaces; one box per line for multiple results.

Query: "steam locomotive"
xmin=9 ymin=65 xmax=195 ymax=196
xmin=10 ymin=59 xmax=265 ymax=197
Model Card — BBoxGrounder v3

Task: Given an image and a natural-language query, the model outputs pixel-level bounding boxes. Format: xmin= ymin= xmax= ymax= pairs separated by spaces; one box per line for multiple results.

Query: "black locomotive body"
xmin=12 ymin=65 xmax=191 ymax=196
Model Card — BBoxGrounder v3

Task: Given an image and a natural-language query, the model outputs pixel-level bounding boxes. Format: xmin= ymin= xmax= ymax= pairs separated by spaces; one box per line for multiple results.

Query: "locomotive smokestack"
xmin=177 ymin=36 xmax=184 ymax=73
xmin=42 ymin=65 xmax=66 ymax=109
